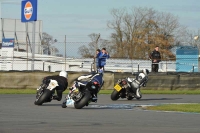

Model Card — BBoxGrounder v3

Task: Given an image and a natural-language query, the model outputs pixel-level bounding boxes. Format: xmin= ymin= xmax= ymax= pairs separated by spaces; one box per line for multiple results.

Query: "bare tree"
xmin=107 ymin=7 xmax=187 ymax=60
xmin=41 ymin=32 xmax=58 ymax=55
xmin=78 ymin=33 xmax=112 ymax=57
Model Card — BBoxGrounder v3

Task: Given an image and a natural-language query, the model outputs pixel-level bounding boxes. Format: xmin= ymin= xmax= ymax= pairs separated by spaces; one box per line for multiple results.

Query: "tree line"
xmin=78 ymin=7 xmax=200 ymax=60
xmin=41 ymin=7 xmax=200 ymax=59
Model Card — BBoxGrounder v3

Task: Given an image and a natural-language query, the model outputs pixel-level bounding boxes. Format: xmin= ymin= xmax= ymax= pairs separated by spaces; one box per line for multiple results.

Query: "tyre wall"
xmin=0 ymin=71 xmax=200 ymax=90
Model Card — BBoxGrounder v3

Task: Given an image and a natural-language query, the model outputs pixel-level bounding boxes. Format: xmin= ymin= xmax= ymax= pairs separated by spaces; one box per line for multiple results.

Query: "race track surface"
xmin=0 ymin=94 xmax=200 ymax=133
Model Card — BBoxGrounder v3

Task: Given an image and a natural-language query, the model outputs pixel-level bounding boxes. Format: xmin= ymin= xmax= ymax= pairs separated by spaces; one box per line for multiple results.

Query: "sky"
xmin=1 ymin=0 xmax=200 ymax=57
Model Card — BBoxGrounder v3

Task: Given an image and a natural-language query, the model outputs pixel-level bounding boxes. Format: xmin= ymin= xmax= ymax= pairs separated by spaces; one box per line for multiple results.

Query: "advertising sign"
xmin=1 ymin=38 xmax=14 ymax=70
xmin=21 ymin=0 xmax=37 ymax=22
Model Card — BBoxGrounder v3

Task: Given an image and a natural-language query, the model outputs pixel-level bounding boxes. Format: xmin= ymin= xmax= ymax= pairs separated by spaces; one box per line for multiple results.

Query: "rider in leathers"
xmin=128 ymin=69 xmax=149 ymax=98
xmin=43 ymin=71 xmax=68 ymax=101
xmin=70 ymin=69 xmax=104 ymax=100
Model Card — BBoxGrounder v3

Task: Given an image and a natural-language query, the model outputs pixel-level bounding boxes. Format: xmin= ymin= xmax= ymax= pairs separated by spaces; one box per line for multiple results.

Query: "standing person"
xmin=98 ymin=48 xmax=110 ymax=71
xmin=149 ymin=46 xmax=161 ymax=72
xmin=94 ymin=49 xmax=101 ymax=70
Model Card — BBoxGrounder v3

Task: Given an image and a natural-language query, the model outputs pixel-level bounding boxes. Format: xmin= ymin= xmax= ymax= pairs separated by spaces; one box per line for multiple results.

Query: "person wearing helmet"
xmin=129 ymin=69 xmax=149 ymax=98
xmin=69 ymin=68 xmax=104 ymax=101
xmin=136 ymin=69 xmax=149 ymax=86
xmin=43 ymin=71 xmax=68 ymax=101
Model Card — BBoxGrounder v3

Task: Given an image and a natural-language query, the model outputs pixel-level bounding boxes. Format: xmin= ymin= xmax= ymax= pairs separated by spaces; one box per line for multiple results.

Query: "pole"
xmin=26 ymin=25 xmax=28 ymax=70
xmin=0 ymin=2 xmax=2 ymax=40
xmin=43 ymin=61 xmax=45 ymax=71
xmin=0 ymin=2 xmax=1 ymax=19
xmin=65 ymin=35 xmax=66 ymax=70
xmin=31 ymin=21 xmax=36 ymax=71
xmin=94 ymin=33 xmax=100 ymax=72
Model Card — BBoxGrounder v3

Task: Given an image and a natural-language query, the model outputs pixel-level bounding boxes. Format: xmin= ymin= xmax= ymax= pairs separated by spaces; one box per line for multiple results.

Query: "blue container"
xmin=176 ymin=46 xmax=199 ymax=72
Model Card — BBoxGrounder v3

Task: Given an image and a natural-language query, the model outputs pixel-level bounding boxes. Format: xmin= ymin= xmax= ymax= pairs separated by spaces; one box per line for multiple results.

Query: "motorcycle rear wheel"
xmin=74 ymin=90 xmax=91 ymax=109
xmin=34 ymin=89 xmax=52 ymax=105
xmin=111 ymin=90 xmax=120 ymax=101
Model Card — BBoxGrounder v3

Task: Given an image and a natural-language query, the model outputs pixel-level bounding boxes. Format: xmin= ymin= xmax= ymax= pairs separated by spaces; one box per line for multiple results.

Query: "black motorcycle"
xmin=34 ymin=79 xmax=59 ymax=105
xmin=111 ymin=77 xmax=146 ymax=101
xmin=62 ymin=74 xmax=104 ymax=109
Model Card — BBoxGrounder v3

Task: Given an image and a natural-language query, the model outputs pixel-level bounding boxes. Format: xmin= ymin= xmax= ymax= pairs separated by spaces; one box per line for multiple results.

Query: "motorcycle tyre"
xmin=34 ymin=89 xmax=52 ymax=105
xmin=111 ymin=90 xmax=120 ymax=101
xmin=74 ymin=90 xmax=91 ymax=109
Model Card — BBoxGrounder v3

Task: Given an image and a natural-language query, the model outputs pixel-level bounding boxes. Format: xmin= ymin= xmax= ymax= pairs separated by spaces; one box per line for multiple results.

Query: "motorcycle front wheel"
xmin=74 ymin=90 xmax=91 ymax=109
xmin=34 ymin=89 xmax=52 ymax=105
xmin=111 ymin=90 xmax=120 ymax=101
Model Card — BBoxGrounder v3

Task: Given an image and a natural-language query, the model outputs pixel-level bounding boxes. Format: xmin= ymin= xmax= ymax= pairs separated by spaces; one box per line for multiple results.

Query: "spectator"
xmin=94 ymin=49 xmax=101 ymax=70
xmin=149 ymin=46 xmax=161 ymax=72
xmin=98 ymin=48 xmax=110 ymax=71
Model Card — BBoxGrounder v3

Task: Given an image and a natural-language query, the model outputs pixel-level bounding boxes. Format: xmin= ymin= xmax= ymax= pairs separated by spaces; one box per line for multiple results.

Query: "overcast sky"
xmin=1 ymin=0 xmax=200 ymax=57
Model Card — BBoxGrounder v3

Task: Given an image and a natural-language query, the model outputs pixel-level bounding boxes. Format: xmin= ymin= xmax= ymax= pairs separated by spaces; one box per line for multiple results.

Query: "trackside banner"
xmin=2 ymin=38 xmax=14 ymax=48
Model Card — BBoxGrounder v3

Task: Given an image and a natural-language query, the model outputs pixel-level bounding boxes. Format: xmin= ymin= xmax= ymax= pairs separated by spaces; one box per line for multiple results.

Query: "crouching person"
xmin=43 ymin=71 xmax=68 ymax=101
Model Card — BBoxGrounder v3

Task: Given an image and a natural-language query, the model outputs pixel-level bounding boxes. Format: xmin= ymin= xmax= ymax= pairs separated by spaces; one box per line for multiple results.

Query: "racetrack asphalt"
xmin=0 ymin=94 xmax=200 ymax=133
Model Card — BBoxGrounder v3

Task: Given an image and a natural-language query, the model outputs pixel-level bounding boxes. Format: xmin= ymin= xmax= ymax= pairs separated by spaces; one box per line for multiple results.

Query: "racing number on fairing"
xmin=114 ymin=84 xmax=122 ymax=92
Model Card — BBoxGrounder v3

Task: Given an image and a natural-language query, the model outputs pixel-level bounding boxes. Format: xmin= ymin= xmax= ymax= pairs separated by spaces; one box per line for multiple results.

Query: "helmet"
xmin=142 ymin=69 xmax=149 ymax=75
xmin=59 ymin=71 xmax=68 ymax=78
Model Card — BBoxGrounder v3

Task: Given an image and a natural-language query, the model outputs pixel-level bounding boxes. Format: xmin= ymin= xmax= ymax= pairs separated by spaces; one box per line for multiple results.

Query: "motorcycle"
xmin=34 ymin=79 xmax=59 ymax=105
xmin=111 ymin=77 xmax=147 ymax=101
xmin=62 ymin=74 xmax=104 ymax=109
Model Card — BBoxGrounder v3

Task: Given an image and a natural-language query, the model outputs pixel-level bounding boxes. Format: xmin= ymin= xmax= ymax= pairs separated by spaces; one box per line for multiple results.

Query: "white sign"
xmin=1 ymin=38 xmax=14 ymax=71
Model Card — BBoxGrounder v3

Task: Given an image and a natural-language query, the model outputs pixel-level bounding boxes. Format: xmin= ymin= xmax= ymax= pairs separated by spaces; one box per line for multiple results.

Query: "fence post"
xmin=43 ymin=61 xmax=45 ymax=71
xmin=91 ymin=63 xmax=94 ymax=72
xmin=94 ymin=34 xmax=100 ymax=72
xmin=193 ymin=64 xmax=194 ymax=72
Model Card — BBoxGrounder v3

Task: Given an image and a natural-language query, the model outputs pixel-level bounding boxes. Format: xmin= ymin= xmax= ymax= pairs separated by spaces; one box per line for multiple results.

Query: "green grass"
xmin=0 ymin=89 xmax=110 ymax=94
xmin=0 ymin=89 xmax=200 ymax=94
xmin=140 ymin=89 xmax=200 ymax=94
xmin=1 ymin=89 xmax=200 ymax=94
xmin=145 ymin=103 xmax=200 ymax=113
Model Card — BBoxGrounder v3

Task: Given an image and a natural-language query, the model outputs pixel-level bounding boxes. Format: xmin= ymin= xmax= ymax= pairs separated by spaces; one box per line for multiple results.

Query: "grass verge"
xmin=145 ymin=103 xmax=200 ymax=113
xmin=1 ymin=89 xmax=200 ymax=94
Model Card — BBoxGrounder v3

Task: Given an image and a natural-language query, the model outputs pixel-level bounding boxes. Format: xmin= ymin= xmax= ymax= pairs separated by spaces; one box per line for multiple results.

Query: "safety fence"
xmin=0 ymin=41 xmax=200 ymax=72
xmin=0 ymin=71 xmax=200 ymax=90
xmin=0 ymin=55 xmax=199 ymax=73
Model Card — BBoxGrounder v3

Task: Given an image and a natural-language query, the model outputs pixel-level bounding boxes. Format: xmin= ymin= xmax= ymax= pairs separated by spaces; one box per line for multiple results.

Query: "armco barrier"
xmin=0 ymin=71 xmax=200 ymax=90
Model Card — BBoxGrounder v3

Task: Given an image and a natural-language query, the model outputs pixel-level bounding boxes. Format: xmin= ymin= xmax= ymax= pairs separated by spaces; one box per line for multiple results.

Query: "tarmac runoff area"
xmin=0 ymin=94 xmax=200 ymax=133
